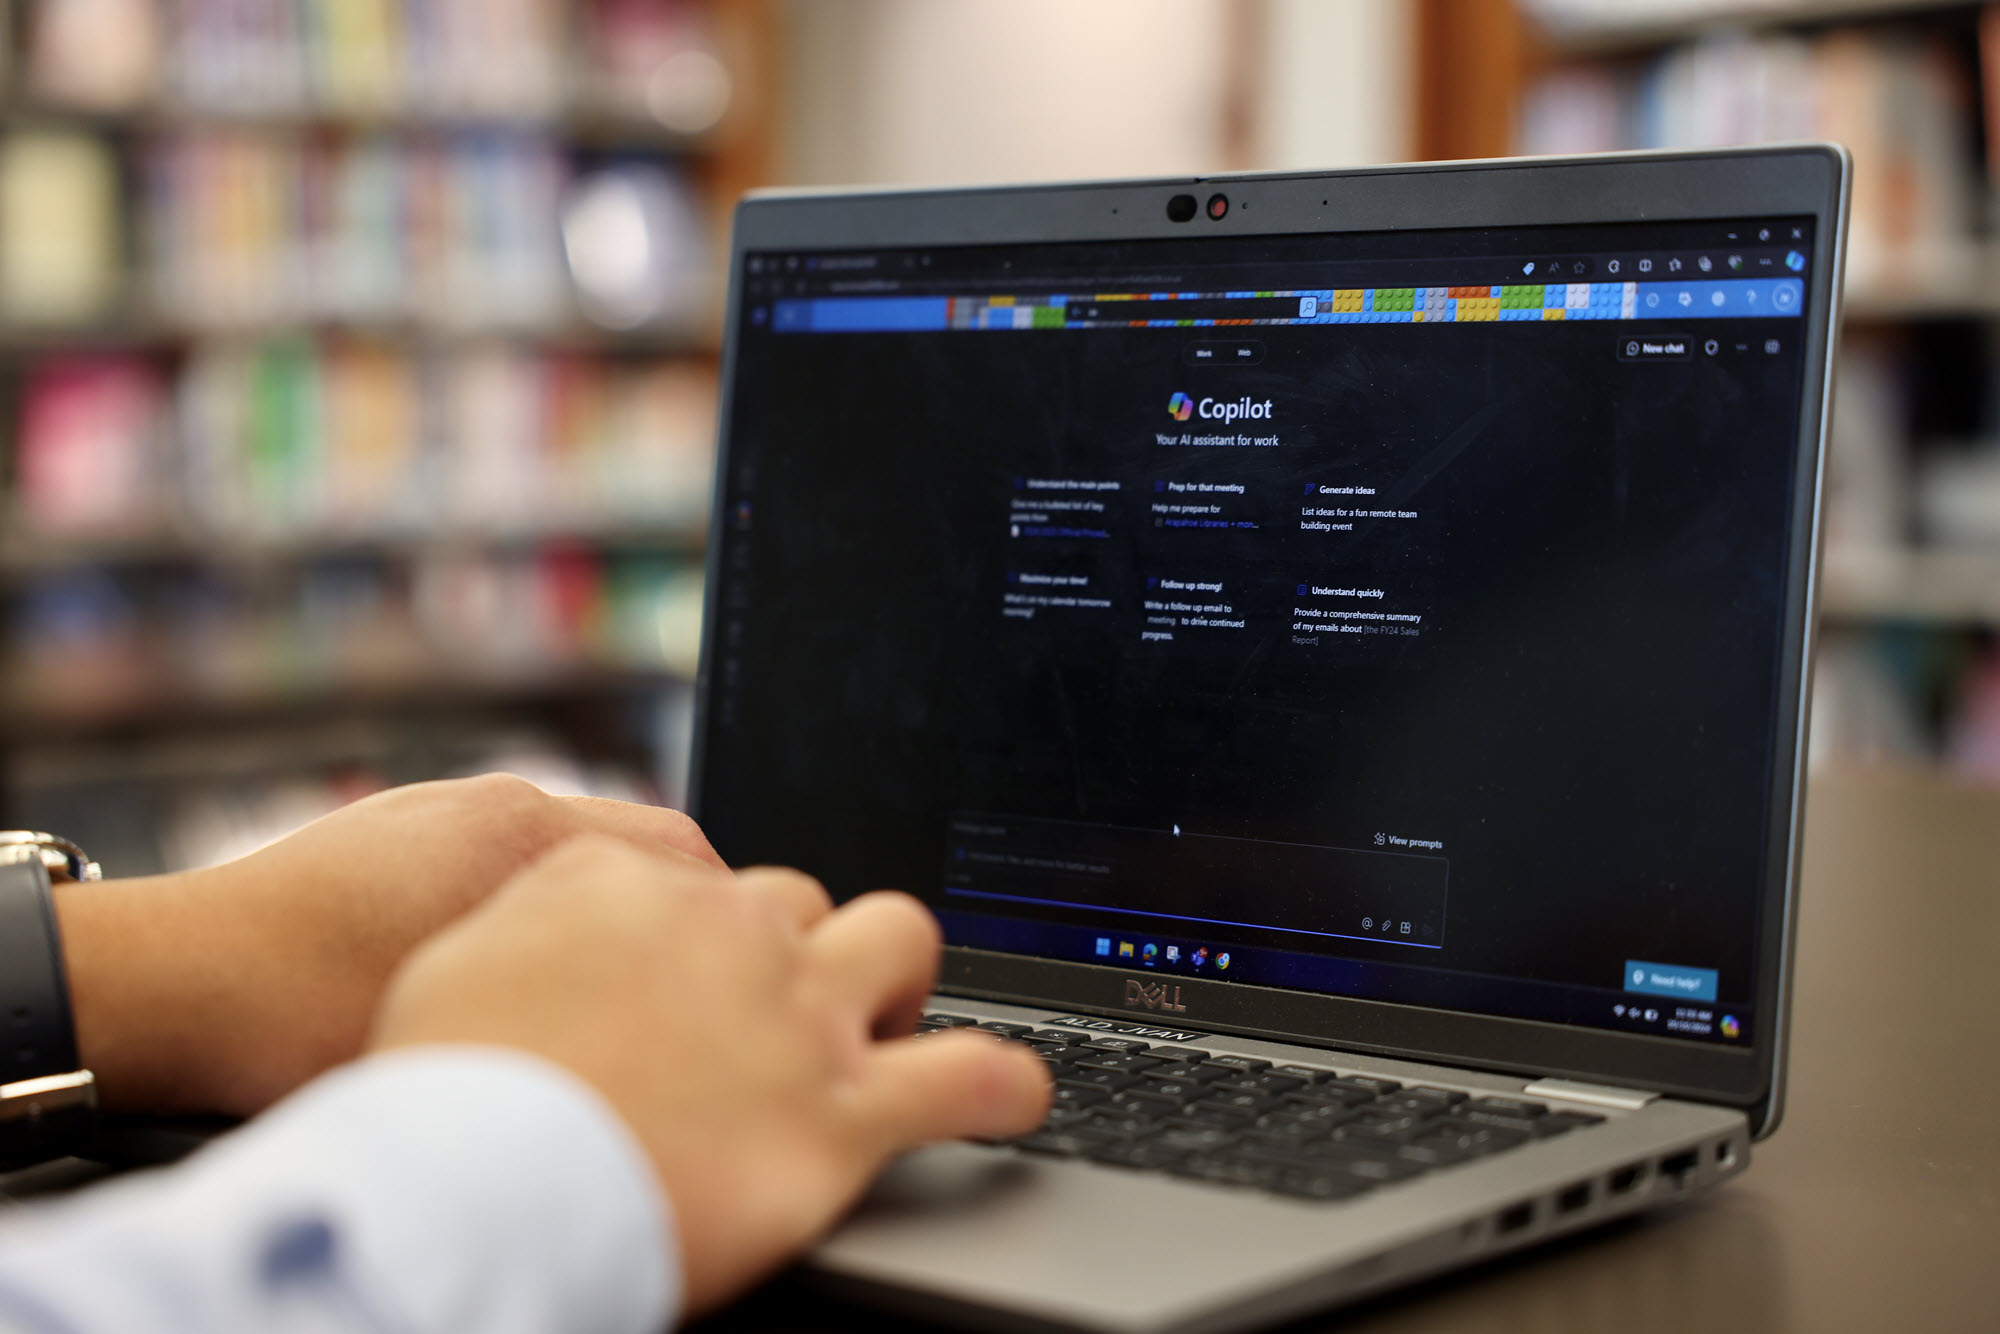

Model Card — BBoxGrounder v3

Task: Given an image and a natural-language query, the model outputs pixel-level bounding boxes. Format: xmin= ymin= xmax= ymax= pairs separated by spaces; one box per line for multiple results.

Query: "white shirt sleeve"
xmin=0 ymin=1046 xmax=679 ymax=1334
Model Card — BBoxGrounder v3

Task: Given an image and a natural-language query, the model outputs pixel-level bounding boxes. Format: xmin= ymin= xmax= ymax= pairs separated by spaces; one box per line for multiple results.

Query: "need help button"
xmin=1624 ymin=959 xmax=1719 ymax=1002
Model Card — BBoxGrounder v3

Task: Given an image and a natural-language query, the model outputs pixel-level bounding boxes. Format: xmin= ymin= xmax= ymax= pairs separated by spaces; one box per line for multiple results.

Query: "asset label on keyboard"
xmin=1043 ymin=1015 xmax=1209 ymax=1043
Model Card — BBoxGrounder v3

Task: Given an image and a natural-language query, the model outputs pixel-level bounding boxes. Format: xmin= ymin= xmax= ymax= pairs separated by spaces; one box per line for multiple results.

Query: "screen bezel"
xmin=696 ymin=146 xmax=1848 ymax=1136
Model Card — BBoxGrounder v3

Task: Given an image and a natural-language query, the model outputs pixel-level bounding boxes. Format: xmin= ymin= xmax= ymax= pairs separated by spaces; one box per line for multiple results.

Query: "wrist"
xmin=53 ymin=869 xmax=246 ymax=1114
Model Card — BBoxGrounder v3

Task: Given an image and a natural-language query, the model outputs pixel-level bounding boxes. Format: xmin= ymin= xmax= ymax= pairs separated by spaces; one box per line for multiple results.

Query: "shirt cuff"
xmin=0 ymin=1045 xmax=678 ymax=1334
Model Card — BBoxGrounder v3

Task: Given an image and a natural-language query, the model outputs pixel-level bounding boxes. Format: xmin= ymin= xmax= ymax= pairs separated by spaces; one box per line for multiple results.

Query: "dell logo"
xmin=1125 ymin=979 xmax=1187 ymax=1013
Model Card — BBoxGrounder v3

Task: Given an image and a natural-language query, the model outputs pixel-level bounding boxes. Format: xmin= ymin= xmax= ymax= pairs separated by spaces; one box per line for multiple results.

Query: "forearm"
xmin=0 ymin=1047 xmax=678 ymax=1334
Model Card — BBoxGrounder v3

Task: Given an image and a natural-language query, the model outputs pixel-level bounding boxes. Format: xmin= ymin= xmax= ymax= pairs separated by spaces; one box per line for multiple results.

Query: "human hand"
xmin=370 ymin=834 xmax=1051 ymax=1315
xmin=54 ymin=774 xmax=722 ymax=1117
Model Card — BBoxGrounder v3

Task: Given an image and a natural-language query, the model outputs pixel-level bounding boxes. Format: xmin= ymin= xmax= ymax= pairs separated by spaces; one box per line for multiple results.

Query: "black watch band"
xmin=0 ymin=858 xmax=95 ymax=1167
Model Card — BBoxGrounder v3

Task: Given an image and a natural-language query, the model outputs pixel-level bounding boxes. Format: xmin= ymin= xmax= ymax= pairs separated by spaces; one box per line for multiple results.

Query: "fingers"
xmin=807 ymin=892 xmax=942 ymax=1037
xmin=847 ymin=1031 xmax=1051 ymax=1154
xmin=555 ymin=795 xmax=727 ymax=870
xmin=735 ymin=867 xmax=834 ymax=933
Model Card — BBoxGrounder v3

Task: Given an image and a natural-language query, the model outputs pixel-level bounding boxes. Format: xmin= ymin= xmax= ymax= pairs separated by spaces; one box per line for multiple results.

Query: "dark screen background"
xmin=699 ymin=233 xmax=1806 ymax=1023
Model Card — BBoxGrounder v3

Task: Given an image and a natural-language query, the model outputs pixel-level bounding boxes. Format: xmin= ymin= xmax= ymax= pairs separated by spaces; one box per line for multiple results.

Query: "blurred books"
xmin=0 ymin=0 xmax=771 ymax=850
xmin=24 ymin=0 xmax=704 ymax=124
xmin=5 ymin=342 xmax=713 ymax=720
xmin=0 ymin=131 xmax=121 ymax=323
xmin=14 ymin=347 xmax=715 ymax=545
xmin=1519 ymin=25 xmax=1980 ymax=295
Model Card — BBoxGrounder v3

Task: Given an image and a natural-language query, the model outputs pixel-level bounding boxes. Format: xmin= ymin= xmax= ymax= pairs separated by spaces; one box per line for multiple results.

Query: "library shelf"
xmin=1818 ymin=543 xmax=2000 ymax=626
xmin=0 ymin=664 xmax=689 ymax=743
xmin=1534 ymin=0 xmax=1978 ymax=59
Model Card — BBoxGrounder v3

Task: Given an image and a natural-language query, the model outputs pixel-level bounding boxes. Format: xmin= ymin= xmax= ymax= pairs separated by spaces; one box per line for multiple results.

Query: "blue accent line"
xmin=942 ymin=886 xmax=1443 ymax=949
xmin=774 ymin=296 xmax=949 ymax=332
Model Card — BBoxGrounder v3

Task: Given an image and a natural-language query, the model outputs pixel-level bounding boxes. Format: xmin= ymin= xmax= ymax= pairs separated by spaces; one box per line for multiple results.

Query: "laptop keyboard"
xmin=919 ymin=1012 xmax=1605 ymax=1204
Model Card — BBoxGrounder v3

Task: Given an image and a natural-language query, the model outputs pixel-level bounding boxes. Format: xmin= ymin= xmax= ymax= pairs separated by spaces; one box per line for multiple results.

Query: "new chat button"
xmin=1618 ymin=335 xmax=1691 ymax=362
xmin=1624 ymin=960 xmax=1719 ymax=1002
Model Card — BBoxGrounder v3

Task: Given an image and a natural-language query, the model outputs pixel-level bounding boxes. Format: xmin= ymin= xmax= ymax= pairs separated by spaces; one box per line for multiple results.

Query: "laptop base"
xmin=810 ymin=997 xmax=1747 ymax=1334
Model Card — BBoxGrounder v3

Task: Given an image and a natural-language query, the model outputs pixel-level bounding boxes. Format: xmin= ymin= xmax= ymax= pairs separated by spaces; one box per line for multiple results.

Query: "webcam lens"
xmin=1166 ymin=194 xmax=1196 ymax=223
xmin=1207 ymin=193 xmax=1229 ymax=220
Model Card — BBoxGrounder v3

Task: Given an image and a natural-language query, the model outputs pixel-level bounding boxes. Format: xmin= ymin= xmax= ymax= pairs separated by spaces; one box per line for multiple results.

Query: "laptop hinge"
xmin=1522 ymin=1078 xmax=1660 ymax=1111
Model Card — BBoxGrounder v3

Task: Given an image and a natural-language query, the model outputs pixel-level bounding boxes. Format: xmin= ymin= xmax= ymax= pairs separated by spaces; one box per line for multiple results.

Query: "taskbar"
xmin=937 ymin=909 xmax=1755 ymax=1048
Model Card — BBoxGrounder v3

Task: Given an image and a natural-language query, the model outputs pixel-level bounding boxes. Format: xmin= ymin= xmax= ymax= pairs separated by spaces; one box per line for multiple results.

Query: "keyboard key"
xmin=1127 ymin=1076 xmax=1211 ymax=1104
xmin=1331 ymin=1113 xmax=1429 ymax=1144
xmin=1029 ymin=1029 xmax=1092 ymax=1046
xmin=1395 ymin=1137 xmax=1475 ymax=1167
xmin=1468 ymin=1096 xmax=1547 ymax=1118
xmin=1043 ymin=1103 xmax=1100 ymax=1128
xmin=1063 ymin=1068 xmax=1138 ymax=1093
xmin=1080 ymin=1109 xmax=1158 ymax=1139
xmin=1270 ymin=1098 xmax=1366 ymax=1128
xmin=1296 ymin=1137 xmax=1401 ymax=1166
xmin=1071 ymin=1053 xmax=1164 ymax=1076
xmin=1088 ymin=1140 xmax=1192 ymax=1171
xmin=1536 ymin=1111 xmax=1606 ymax=1136
xmin=1145 ymin=1046 xmax=1213 ymax=1063
xmin=1334 ymin=1075 xmax=1401 ymax=1097
xmin=1201 ymin=1054 xmax=1273 ymax=1074
xmin=1271 ymin=1064 xmax=1335 ymax=1083
xmin=973 ymin=1022 xmax=1036 ymax=1039
xmin=1459 ymin=1110 xmax=1541 ymax=1135
xmin=1183 ymin=1101 xmax=1261 ymax=1129
xmin=923 ymin=1013 xmax=979 ymax=1027
xmin=1207 ymin=1073 xmax=1306 ymax=1098
xmin=1153 ymin=1120 xmax=1242 ymax=1153
xmin=1110 ymin=1092 xmax=1180 ymax=1120
xmin=1271 ymin=1165 xmax=1376 ymax=1201
xmin=1330 ymin=1153 xmax=1428 ymax=1184
xmin=1426 ymin=1121 xmax=1531 ymax=1155
xmin=1051 ymin=1081 xmax=1111 ymax=1109
xmin=913 ymin=1022 xmax=943 ymax=1035
xmin=1379 ymin=1088 xmax=1468 ymax=1116
xmin=1243 ymin=1122 xmax=1334 ymax=1151
xmin=1016 ymin=1130 xmax=1113 ymax=1158
xmin=1285 ymin=1082 xmax=1377 ymax=1109
xmin=1172 ymin=1153 xmax=1282 ymax=1189
xmin=1202 ymin=1091 xmax=1283 ymax=1116
xmin=1029 ymin=1043 xmax=1081 ymax=1060
xmin=1082 ymin=1038 xmax=1153 ymax=1055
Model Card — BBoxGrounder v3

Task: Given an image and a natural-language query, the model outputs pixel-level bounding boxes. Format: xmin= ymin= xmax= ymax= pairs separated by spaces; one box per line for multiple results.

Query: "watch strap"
xmin=0 ymin=858 xmax=93 ymax=1166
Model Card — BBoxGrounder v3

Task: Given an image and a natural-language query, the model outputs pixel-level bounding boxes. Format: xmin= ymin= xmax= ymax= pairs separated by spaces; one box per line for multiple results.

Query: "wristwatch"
xmin=0 ymin=832 xmax=99 ymax=1167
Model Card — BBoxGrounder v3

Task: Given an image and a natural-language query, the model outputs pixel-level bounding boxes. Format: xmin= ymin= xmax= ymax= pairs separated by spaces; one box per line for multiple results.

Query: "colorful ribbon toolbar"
xmin=769 ymin=278 xmax=1804 ymax=333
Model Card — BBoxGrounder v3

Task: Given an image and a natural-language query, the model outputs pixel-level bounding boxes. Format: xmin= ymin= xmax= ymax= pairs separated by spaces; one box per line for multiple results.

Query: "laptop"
xmin=691 ymin=145 xmax=1847 ymax=1333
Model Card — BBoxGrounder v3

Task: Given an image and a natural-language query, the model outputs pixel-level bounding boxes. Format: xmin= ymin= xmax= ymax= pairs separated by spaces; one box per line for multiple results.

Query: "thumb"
xmin=847 ymin=1031 xmax=1051 ymax=1156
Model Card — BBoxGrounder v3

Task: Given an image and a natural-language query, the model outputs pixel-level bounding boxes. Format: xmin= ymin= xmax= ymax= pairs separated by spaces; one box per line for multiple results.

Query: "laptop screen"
xmin=701 ymin=214 xmax=1818 ymax=1051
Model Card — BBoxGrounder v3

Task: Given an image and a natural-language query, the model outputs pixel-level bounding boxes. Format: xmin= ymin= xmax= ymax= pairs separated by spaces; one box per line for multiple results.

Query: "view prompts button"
xmin=1624 ymin=959 xmax=1719 ymax=1002
xmin=1185 ymin=340 xmax=1264 ymax=366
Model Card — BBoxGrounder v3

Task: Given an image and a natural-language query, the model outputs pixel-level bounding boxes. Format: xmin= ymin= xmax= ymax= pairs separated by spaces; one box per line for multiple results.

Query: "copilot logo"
xmin=1167 ymin=391 xmax=1195 ymax=421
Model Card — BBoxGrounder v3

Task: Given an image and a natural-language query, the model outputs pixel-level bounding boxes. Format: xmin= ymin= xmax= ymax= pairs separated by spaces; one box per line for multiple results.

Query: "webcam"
xmin=1166 ymin=194 xmax=1196 ymax=223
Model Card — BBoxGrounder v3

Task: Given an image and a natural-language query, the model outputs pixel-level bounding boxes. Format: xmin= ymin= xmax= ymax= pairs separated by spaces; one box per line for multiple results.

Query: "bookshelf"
xmin=0 ymin=0 xmax=778 ymax=871
xmin=1533 ymin=0 xmax=1973 ymax=58
xmin=1415 ymin=0 xmax=2000 ymax=778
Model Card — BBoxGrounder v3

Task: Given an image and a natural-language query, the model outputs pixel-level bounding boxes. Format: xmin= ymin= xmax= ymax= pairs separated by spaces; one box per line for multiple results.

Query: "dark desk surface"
xmin=707 ymin=766 xmax=2000 ymax=1334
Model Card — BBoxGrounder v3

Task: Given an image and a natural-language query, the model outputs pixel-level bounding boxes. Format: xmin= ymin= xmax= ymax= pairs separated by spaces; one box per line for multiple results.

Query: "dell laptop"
xmin=692 ymin=146 xmax=1847 ymax=1332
